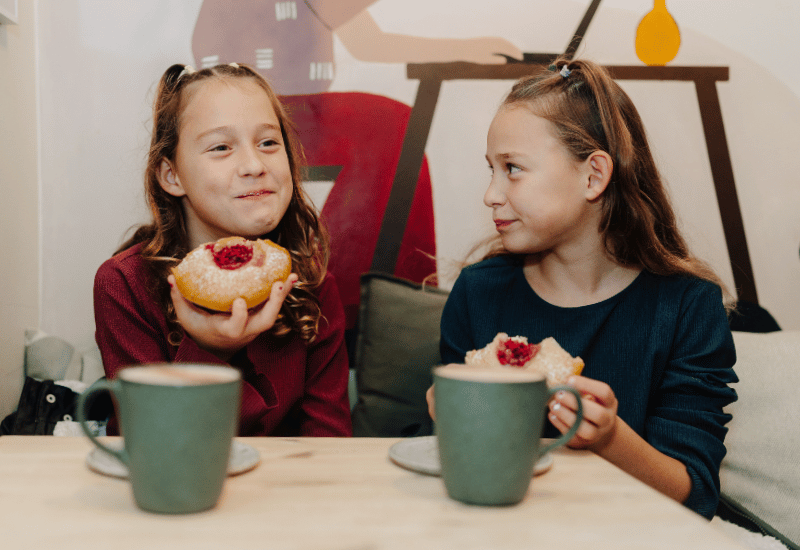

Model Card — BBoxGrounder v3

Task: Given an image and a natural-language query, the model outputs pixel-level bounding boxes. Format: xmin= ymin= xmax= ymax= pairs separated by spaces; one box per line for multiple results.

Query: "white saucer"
xmin=86 ymin=440 xmax=260 ymax=479
xmin=388 ymin=435 xmax=553 ymax=477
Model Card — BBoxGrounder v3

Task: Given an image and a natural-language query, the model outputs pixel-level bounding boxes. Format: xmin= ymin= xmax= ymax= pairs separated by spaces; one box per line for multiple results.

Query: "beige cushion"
xmin=721 ymin=331 xmax=800 ymax=548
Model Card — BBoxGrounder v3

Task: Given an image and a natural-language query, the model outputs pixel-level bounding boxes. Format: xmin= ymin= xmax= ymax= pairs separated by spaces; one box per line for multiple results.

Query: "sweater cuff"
xmin=683 ymin=464 xmax=718 ymax=520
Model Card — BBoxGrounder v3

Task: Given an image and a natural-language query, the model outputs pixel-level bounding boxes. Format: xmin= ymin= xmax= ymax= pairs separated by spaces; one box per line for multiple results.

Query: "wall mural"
xmin=191 ymin=0 xmax=758 ymax=333
xmin=189 ymin=0 xmax=599 ymax=331
xmin=192 ymin=0 xmax=525 ymax=329
xmin=35 ymin=0 xmax=800 ymax=360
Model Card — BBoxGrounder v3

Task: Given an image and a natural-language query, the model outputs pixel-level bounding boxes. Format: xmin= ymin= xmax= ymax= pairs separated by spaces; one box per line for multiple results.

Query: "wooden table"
xmin=0 ymin=436 xmax=746 ymax=550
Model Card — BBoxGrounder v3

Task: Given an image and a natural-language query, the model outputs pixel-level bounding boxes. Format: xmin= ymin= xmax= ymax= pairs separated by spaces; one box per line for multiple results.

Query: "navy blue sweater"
xmin=440 ymin=255 xmax=738 ymax=519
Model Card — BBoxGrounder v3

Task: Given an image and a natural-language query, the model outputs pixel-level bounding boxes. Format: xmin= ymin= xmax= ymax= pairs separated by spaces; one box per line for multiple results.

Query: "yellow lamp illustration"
xmin=636 ymin=0 xmax=681 ymax=66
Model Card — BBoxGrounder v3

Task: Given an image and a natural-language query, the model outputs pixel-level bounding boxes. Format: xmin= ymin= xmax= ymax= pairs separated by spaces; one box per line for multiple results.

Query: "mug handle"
xmin=77 ymin=379 xmax=128 ymax=466
xmin=538 ymin=385 xmax=584 ymax=456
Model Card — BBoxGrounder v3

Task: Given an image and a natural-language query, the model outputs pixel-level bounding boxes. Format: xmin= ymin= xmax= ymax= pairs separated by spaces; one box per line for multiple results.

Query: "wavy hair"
xmin=117 ymin=63 xmax=329 ymax=344
xmin=481 ymin=57 xmax=732 ymax=304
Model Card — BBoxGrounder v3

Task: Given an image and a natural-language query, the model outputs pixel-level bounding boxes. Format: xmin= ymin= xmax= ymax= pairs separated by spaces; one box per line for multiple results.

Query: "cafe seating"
xmin=349 ymin=271 xmax=449 ymax=438
xmin=717 ymin=329 xmax=800 ymax=550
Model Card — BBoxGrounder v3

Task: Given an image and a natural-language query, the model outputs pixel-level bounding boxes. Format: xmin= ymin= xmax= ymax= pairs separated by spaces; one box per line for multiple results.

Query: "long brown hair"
xmin=483 ymin=57 xmax=731 ymax=303
xmin=118 ymin=63 xmax=329 ymax=343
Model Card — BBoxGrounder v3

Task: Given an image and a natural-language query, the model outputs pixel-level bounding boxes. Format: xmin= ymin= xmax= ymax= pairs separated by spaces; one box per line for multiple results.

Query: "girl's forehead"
xmin=487 ymin=104 xmax=569 ymax=160
xmin=179 ymin=77 xmax=279 ymax=131
xmin=183 ymin=77 xmax=271 ymax=109
xmin=490 ymin=105 xmax=554 ymax=139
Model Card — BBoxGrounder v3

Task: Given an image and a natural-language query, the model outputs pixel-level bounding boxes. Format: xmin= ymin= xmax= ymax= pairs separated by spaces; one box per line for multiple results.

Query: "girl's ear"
xmin=584 ymin=151 xmax=613 ymax=201
xmin=157 ymin=159 xmax=186 ymax=197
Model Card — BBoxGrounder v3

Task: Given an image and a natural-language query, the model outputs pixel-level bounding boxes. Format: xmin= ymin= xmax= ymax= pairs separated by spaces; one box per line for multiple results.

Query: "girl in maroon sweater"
xmin=94 ymin=63 xmax=352 ymax=436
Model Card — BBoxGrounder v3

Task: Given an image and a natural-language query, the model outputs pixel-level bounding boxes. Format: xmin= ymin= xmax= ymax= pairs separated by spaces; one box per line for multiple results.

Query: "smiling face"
xmin=158 ymin=77 xmax=293 ymax=248
xmin=484 ymin=105 xmax=604 ymax=257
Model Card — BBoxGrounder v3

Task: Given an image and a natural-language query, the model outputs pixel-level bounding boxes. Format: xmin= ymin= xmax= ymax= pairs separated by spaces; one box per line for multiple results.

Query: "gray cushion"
xmin=24 ymin=329 xmax=76 ymax=380
xmin=720 ymin=331 xmax=800 ymax=549
xmin=24 ymin=329 xmax=103 ymax=384
xmin=350 ymin=273 xmax=449 ymax=437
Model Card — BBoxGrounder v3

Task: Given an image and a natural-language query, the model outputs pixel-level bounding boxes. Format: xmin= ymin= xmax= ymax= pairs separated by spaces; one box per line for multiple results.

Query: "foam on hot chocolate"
xmin=435 ymin=364 xmax=546 ymax=384
xmin=120 ymin=365 xmax=240 ymax=386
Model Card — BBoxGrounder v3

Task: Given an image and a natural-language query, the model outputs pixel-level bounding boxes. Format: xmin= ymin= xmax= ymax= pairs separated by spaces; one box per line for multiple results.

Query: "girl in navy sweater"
xmin=428 ymin=59 xmax=736 ymax=518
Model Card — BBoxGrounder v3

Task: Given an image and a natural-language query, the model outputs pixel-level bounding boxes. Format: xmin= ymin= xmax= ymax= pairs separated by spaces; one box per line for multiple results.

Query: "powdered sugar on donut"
xmin=465 ymin=332 xmax=584 ymax=387
xmin=181 ymin=244 xmax=284 ymax=290
xmin=172 ymin=237 xmax=291 ymax=311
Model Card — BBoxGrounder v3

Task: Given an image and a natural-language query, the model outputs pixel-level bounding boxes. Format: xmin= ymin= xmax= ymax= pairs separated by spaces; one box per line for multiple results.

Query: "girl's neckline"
xmin=516 ymin=265 xmax=646 ymax=311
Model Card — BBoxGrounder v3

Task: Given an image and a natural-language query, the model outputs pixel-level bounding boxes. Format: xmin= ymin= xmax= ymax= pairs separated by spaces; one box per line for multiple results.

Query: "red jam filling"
xmin=206 ymin=243 xmax=253 ymax=270
xmin=497 ymin=339 xmax=540 ymax=367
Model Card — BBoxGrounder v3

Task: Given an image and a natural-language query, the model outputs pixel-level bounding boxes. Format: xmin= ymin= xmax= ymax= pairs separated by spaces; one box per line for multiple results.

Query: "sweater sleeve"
xmin=646 ymin=281 xmax=738 ymax=519
xmin=95 ymin=251 xmax=281 ymax=434
xmin=93 ymin=254 xmax=225 ymax=378
xmin=94 ymin=255 xmax=173 ymax=377
xmin=297 ymin=274 xmax=353 ymax=436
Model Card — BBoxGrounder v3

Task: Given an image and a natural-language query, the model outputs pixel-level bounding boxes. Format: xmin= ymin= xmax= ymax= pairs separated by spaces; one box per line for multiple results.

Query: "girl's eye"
xmin=259 ymin=139 xmax=280 ymax=148
xmin=209 ymin=144 xmax=230 ymax=152
xmin=507 ymin=163 xmax=521 ymax=175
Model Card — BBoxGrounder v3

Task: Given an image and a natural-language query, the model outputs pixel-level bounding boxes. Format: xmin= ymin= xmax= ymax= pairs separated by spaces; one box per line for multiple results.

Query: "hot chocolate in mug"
xmin=77 ymin=364 xmax=241 ymax=514
xmin=433 ymin=365 xmax=584 ymax=506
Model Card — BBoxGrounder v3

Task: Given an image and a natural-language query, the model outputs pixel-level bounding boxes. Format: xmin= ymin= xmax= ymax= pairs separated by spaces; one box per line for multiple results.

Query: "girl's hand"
xmin=459 ymin=37 xmax=523 ymax=64
xmin=426 ymin=384 xmax=436 ymax=421
xmin=168 ymin=273 xmax=298 ymax=360
xmin=548 ymin=375 xmax=619 ymax=453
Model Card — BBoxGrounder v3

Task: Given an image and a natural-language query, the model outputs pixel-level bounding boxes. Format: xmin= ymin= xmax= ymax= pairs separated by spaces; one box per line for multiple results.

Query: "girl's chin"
xmin=499 ymin=235 xmax=527 ymax=253
xmin=500 ymin=238 xmax=542 ymax=256
xmin=238 ymin=220 xmax=280 ymax=239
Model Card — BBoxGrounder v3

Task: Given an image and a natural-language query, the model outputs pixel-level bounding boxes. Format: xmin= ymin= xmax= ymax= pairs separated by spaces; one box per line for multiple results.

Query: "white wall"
xmin=37 ymin=0 xmax=204 ymax=353
xmin=0 ymin=0 xmax=40 ymax=419
xmin=32 ymin=0 xmax=800 ymax=360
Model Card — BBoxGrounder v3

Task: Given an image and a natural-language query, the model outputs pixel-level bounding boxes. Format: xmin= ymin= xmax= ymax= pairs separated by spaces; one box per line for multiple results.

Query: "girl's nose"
xmin=483 ymin=178 xmax=505 ymax=207
xmin=238 ymin=146 xmax=266 ymax=178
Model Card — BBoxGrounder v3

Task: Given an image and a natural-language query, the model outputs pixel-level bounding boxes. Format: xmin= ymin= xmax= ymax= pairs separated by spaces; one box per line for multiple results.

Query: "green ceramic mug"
xmin=77 ymin=364 xmax=241 ymax=514
xmin=434 ymin=365 xmax=584 ymax=506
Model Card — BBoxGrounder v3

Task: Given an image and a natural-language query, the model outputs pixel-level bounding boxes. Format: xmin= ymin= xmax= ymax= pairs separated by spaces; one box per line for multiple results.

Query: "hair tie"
xmin=178 ymin=65 xmax=196 ymax=80
xmin=229 ymin=62 xmax=239 ymax=69
xmin=559 ymin=65 xmax=572 ymax=79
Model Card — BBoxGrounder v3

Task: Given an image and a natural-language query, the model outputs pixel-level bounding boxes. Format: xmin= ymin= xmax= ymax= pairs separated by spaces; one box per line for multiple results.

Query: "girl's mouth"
xmin=238 ymin=190 xmax=271 ymax=198
xmin=494 ymin=219 xmax=514 ymax=230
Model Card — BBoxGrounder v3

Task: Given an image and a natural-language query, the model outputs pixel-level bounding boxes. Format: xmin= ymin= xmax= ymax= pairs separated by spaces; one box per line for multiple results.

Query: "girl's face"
xmin=484 ymin=105 xmax=599 ymax=256
xmin=160 ymin=78 xmax=293 ymax=248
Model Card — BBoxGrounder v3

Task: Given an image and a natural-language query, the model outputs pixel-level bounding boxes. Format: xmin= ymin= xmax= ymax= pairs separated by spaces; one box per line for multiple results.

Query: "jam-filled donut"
xmin=465 ymin=333 xmax=584 ymax=387
xmin=172 ymin=237 xmax=292 ymax=312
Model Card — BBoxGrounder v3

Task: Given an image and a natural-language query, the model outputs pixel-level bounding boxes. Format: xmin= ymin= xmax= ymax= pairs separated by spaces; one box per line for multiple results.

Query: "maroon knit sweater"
xmin=93 ymin=243 xmax=352 ymax=437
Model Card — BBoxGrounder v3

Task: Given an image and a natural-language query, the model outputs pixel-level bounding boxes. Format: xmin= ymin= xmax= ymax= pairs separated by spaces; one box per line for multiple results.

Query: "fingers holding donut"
xmin=425 ymin=384 xmax=436 ymax=421
xmin=168 ymin=273 xmax=238 ymax=353
xmin=239 ymin=273 xmax=298 ymax=335
xmin=166 ymin=236 xmax=297 ymax=358
xmin=168 ymin=272 xmax=298 ymax=359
